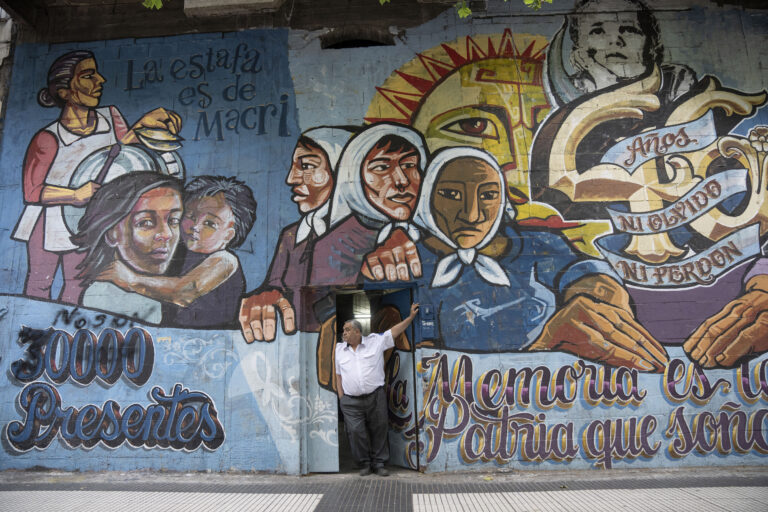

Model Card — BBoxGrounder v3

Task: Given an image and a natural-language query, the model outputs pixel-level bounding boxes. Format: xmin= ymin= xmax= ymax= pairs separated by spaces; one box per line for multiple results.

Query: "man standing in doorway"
xmin=335 ymin=302 xmax=419 ymax=476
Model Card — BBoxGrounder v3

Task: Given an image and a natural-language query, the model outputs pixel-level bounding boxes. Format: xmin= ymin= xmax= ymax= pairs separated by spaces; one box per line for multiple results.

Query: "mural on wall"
xmin=0 ymin=31 xmax=341 ymax=473
xmin=533 ymin=0 xmax=768 ymax=367
xmin=1 ymin=0 xmax=767 ymax=474
xmin=12 ymin=50 xmax=184 ymax=307
xmin=8 ymin=324 xmax=225 ymax=452
xmin=355 ymin=0 xmax=768 ymax=470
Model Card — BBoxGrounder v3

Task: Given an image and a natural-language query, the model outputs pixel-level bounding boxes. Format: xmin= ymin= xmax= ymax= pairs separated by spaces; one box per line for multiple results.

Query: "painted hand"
xmin=683 ymin=275 xmax=768 ymax=368
xmin=73 ymin=181 xmax=100 ymax=206
xmin=361 ymin=228 xmax=421 ymax=282
xmin=133 ymin=107 xmax=182 ymax=134
xmin=239 ymin=289 xmax=296 ymax=343
xmin=121 ymin=107 xmax=182 ymax=145
xmin=530 ymin=295 xmax=669 ymax=372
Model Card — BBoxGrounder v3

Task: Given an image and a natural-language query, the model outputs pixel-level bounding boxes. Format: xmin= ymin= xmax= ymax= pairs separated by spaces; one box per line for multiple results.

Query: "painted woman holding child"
xmin=74 ymin=172 xmax=256 ymax=328
xmin=14 ymin=50 xmax=181 ymax=305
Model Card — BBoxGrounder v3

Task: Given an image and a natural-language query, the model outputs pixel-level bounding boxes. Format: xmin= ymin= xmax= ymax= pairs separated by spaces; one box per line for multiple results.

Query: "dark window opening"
xmin=321 ymin=27 xmax=395 ymax=50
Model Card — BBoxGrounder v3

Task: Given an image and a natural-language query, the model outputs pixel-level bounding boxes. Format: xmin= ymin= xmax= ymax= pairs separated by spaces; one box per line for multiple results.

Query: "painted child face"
xmin=575 ymin=10 xmax=647 ymax=80
xmin=361 ymin=140 xmax=421 ymax=221
xmin=286 ymin=141 xmax=334 ymax=213
xmin=431 ymin=158 xmax=502 ymax=249
xmin=60 ymin=58 xmax=106 ymax=108
xmin=182 ymin=192 xmax=236 ymax=254
xmin=108 ymin=187 xmax=182 ymax=275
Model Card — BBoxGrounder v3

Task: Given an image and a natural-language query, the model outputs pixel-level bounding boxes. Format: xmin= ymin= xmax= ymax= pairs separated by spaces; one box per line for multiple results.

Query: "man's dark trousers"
xmin=340 ymin=386 xmax=389 ymax=469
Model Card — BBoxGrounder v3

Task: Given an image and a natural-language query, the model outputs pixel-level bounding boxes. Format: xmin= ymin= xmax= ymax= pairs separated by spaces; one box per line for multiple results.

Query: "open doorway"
xmin=334 ymin=287 xmax=420 ymax=473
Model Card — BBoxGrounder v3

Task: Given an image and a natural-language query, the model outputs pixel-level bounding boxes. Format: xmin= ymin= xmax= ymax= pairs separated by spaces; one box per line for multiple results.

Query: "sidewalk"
xmin=0 ymin=465 xmax=766 ymax=511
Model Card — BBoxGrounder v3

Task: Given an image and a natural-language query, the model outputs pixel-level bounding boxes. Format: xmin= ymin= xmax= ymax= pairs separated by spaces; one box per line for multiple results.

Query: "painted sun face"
xmin=575 ymin=11 xmax=647 ymax=80
xmin=60 ymin=58 xmax=106 ymax=108
xmin=431 ymin=157 xmax=502 ymax=249
xmin=412 ymin=58 xmax=550 ymax=208
xmin=361 ymin=140 xmax=421 ymax=221
xmin=286 ymin=141 xmax=334 ymax=213
xmin=108 ymin=187 xmax=182 ymax=275
xmin=182 ymin=192 xmax=236 ymax=254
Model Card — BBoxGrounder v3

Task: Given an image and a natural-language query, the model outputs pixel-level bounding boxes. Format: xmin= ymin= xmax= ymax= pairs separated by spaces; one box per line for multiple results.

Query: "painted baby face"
xmin=574 ymin=10 xmax=647 ymax=80
xmin=361 ymin=140 xmax=421 ymax=221
xmin=432 ymin=157 xmax=502 ymax=249
xmin=109 ymin=187 xmax=182 ymax=274
xmin=286 ymin=141 xmax=334 ymax=213
xmin=182 ymin=192 xmax=236 ymax=254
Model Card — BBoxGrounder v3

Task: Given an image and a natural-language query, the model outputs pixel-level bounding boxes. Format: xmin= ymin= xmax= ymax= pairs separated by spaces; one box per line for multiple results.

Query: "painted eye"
xmin=589 ymin=27 xmax=605 ymax=36
xmin=169 ymin=217 xmax=181 ymax=227
xmin=441 ymin=118 xmax=499 ymax=140
xmin=368 ymin=163 xmax=391 ymax=173
xmin=437 ymin=188 xmax=462 ymax=200
xmin=137 ymin=219 xmax=155 ymax=229
xmin=620 ymin=25 xmax=643 ymax=35
xmin=401 ymin=158 xmax=419 ymax=170
xmin=204 ymin=220 xmax=217 ymax=229
xmin=480 ymin=190 xmax=499 ymax=201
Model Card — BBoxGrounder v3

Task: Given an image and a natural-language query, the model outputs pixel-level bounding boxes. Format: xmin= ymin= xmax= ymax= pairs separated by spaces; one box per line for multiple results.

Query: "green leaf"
xmin=456 ymin=1 xmax=471 ymax=18
xmin=379 ymin=0 xmax=390 ymax=4
xmin=142 ymin=0 xmax=164 ymax=9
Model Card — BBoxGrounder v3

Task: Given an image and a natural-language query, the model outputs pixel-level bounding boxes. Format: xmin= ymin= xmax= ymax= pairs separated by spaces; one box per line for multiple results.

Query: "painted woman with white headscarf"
xmin=411 ymin=148 xmax=667 ymax=367
xmin=239 ymin=126 xmax=354 ymax=342
xmin=310 ymin=123 xmax=428 ymax=286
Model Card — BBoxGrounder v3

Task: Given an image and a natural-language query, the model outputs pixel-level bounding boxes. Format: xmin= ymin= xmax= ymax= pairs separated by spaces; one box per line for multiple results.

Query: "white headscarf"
xmin=328 ymin=123 xmax=427 ymax=244
xmin=413 ymin=147 xmax=510 ymax=288
xmin=295 ymin=126 xmax=354 ymax=244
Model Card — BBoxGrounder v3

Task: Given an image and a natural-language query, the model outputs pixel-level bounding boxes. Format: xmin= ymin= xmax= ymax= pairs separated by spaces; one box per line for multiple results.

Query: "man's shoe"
xmin=359 ymin=466 xmax=372 ymax=476
xmin=374 ymin=467 xmax=389 ymax=477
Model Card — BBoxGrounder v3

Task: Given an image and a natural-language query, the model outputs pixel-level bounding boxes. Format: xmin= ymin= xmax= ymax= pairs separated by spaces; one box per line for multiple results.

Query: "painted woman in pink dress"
xmin=12 ymin=50 xmax=181 ymax=304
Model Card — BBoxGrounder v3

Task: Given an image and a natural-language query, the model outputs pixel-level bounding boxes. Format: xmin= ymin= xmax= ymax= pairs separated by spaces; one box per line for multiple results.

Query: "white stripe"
xmin=0 ymin=492 xmax=323 ymax=512
xmin=414 ymin=488 xmax=768 ymax=512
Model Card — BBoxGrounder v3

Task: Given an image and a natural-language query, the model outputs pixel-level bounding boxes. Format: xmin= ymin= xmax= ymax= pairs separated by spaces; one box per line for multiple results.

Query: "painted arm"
xmin=40 ymin=183 xmax=101 ymax=207
xmin=21 ymin=130 xmax=101 ymax=207
xmin=529 ymin=275 xmax=669 ymax=372
xmin=389 ymin=303 xmax=419 ymax=340
xmin=98 ymin=250 xmax=238 ymax=307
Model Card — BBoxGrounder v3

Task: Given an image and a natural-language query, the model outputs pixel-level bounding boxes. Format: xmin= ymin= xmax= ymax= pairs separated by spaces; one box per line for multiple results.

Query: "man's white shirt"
xmin=335 ymin=330 xmax=395 ymax=396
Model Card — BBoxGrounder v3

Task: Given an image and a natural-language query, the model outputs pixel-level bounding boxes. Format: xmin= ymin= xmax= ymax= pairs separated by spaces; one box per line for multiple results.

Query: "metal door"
xmin=374 ymin=288 xmax=421 ymax=470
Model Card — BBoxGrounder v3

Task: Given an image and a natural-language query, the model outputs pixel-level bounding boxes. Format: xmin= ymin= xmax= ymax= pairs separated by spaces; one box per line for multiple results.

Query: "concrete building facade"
xmin=0 ymin=0 xmax=767 ymax=474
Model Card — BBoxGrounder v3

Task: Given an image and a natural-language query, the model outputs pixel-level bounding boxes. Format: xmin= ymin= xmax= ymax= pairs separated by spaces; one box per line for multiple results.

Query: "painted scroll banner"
xmin=600 ymin=111 xmax=718 ymax=175
xmin=596 ymin=224 xmax=762 ymax=288
xmin=604 ymin=169 xmax=749 ymax=235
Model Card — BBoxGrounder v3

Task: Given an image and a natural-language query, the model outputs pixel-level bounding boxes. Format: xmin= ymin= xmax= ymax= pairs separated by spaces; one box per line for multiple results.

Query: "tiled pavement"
xmin=0 ymin=467 xmax=766 ymax=511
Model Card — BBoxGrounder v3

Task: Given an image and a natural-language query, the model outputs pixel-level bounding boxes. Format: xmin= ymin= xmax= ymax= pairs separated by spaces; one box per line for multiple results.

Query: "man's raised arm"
xmin=389 ymin=303 xmax=419 ymax=339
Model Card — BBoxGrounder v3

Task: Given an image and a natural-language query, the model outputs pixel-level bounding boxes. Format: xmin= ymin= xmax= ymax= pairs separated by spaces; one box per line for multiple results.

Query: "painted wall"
xmin=1 ymin=0 xmax=767 ymax=474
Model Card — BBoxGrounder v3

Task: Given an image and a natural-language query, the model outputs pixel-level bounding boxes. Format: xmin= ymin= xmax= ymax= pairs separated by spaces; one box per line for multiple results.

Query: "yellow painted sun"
xmin=366 ymin=29 xmax=611 ymax=257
